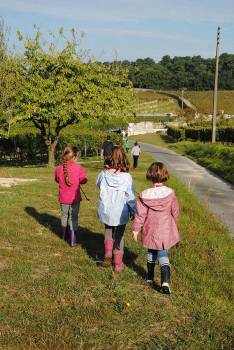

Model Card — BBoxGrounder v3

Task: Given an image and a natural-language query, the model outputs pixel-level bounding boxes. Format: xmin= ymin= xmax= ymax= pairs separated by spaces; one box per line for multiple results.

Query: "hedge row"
xmin=0 ymin=129 xmax=123 ymax=163
xmin=167 ymin=126 xmax=234 ymax=143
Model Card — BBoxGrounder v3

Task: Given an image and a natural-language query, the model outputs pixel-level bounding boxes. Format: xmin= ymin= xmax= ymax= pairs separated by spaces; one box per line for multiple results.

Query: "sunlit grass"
xmin=0 ymin=152 xmax=233 ymax=349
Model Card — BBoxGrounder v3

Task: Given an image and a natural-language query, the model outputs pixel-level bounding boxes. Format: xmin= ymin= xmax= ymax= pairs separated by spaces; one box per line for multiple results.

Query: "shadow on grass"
xmin=25 ymin=207 xmax=61 ymax=238
xmin=24 ymin=206 xmax=152 ymax=284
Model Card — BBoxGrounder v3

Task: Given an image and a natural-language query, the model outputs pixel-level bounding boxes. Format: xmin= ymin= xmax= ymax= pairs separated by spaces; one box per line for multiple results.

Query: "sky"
xmin=0 ymin=0 xmax=233 ymax=61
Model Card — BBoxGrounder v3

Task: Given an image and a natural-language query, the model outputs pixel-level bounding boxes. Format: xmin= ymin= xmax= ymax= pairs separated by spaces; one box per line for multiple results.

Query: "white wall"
xmin=127 ymin=122 xmax=166 ymax=136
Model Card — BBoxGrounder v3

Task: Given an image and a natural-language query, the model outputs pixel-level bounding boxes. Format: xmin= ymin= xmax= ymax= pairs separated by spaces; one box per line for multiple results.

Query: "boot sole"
xmin=161 ymin=285 xmax=171 ymax=294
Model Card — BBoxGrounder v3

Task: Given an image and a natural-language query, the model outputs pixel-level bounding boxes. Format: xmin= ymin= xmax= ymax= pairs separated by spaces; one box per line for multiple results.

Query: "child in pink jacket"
xmin=55 ymin=146 xmax=88 ymax=246
xmin=132 ymin=162 xmax=180 ymax=294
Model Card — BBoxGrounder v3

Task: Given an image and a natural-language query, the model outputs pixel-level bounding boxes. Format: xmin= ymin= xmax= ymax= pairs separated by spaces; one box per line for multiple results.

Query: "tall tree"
xmin=15 ymin=28 xmax=133 ymax=166
xmin=0 ymin=19 xmax=19 ymax=136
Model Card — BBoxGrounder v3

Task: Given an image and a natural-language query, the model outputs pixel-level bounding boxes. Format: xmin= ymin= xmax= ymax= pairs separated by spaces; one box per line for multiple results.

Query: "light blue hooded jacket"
xmin=96 ymin=170 xmax=136 ymax=226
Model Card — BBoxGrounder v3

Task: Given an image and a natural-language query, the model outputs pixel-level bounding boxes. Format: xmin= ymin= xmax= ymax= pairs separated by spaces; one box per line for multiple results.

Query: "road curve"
xmin=139 ymin=142 xmax=234 ymax=236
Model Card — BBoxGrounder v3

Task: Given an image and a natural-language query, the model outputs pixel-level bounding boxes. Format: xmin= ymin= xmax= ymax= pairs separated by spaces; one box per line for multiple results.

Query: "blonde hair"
xmin=62 ymin=146 xmax=78 ymax=186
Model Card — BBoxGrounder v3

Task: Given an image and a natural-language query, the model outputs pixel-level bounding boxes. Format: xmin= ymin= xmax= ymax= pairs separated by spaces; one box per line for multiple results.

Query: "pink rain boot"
xmin=102 ymin=240 xmax=113 ymax=267
xmin=113 ymin=252 xmax=124 ymax=272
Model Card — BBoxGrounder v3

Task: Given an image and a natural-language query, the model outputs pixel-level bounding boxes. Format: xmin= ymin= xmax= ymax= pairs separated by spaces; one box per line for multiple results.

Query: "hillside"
xmin=134 ymin=90 xmax=181 ymax=115
xmin=184 ymin=90 xmax=234 ymax=115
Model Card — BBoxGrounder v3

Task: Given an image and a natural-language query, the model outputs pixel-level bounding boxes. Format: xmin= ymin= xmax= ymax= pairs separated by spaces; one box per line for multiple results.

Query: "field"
xmin=135 ymin=90 xmax=174 ymax=103
xmin=134 ymin=90 xmax=181 ymax=115
xmin=0 ymin=150 xmax=233 ymax=349
xmin=134 ymin=89 xmax=234 ymax=116
xmin=176 ymin=90 xmax=234 ymax=115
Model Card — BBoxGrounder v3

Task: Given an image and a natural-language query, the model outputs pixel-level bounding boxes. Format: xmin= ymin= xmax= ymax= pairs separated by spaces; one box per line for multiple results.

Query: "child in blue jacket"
xmin=96 ymin=146 xmax=136 ymax=272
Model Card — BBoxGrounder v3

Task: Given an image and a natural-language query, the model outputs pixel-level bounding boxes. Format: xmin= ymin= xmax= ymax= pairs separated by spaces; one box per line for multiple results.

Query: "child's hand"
xmin=132 ymin=231 xmax=139 ymax=242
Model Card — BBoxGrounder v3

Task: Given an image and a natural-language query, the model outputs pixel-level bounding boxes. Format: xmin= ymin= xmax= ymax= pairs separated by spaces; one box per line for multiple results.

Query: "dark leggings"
xmin=133 ymin=155 xmax=139 ymax=168
xmin=104 ymin=224 xmax=126 ymax=253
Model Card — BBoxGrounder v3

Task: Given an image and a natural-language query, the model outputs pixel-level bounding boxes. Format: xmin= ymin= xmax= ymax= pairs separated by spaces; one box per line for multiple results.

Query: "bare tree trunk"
xmin=47 ymin=139 xmax=58 ymax=167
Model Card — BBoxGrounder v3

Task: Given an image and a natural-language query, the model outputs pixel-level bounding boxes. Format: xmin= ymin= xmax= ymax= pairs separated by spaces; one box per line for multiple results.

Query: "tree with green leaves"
xmin=15 ymin=28 xmax=133 ymax=166
xmin=0 ymin=19 xmax=19 ymax=137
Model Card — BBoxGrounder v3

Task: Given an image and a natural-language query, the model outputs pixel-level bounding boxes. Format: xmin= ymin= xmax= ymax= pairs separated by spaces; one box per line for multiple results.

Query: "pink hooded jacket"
xmin=132 ymin=186 xmax=180 ymax=250
xmin=55 ymin=162 xmax=88 ymax=204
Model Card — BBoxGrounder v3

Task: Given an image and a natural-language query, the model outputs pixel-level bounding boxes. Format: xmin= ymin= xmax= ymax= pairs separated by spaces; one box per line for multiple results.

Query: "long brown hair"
xmin=62 ymin=146 xmax=78 ymax=186
xmin=107 ymin=145 xmax=129 ymax=172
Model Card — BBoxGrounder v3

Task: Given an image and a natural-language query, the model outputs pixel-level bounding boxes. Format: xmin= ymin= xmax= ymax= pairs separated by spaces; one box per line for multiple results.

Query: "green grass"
xmin=130 ymin=133 xmax=234 ymax=185
xmin=135 ymin=89 xmax=234 ymax=117
xmin=0 ymin=153 xmax=233 ymax=349
xmin=135 ymin=90 xmax=174 ymax=103
xmin=129 ymin=133 xmax=170 ymax=147
xmin=134 ymin=90 xmax=181 ymax=115
xmin=175 ymin=90 xmax=234 ymax=115
xmin=170 ymin=141 xmax=234 ymax=185
xmin=129 ymin=115 xmax=176 ymax=123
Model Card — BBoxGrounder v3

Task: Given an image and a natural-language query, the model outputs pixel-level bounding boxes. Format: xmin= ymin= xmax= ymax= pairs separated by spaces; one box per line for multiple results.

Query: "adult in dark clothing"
xmin=102 ymin=136 xmax=113 ymax=159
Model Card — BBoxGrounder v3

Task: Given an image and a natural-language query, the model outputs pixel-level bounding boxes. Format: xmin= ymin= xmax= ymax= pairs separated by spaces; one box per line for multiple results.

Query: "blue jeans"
xmin=60 ymin=202 xmax=80 ymax=231
xmin=147 ymin=249 xmax=170 ymax=266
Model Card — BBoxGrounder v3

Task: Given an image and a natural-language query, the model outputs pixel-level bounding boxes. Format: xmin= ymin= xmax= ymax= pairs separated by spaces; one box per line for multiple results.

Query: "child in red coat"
xmin=132 ymin=162 xmax=180 ymax=294
xmin=55 ymin=146 xmax=88 ymax=246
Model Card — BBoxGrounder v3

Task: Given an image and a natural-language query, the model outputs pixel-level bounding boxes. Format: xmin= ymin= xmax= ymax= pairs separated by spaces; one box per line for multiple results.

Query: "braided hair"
xmin=62 ymin=146 xmax=78 ymax=187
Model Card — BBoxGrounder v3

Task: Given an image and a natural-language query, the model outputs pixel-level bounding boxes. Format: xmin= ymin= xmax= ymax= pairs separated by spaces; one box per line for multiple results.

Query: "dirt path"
xmin=0 ymin=178 xmax=37 ymax=187
xmin=139 ymin=142 xmax=234 ymax=236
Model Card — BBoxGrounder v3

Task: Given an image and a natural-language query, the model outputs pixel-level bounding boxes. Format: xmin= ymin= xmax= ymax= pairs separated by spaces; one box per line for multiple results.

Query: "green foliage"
xmin=0 ymin=19 xmax=20 ymax=137
xmin=0 ymin=57 xmax=21 ymax=136
xmin=14 ymin=28 xmax=133 ymax=165
xmin=0 ymin=133 xmax=46 ymax=163
xmin=167 ymin=126 xmax=234 ymax=143
xmin=60 ymin=127 xmax=123 ymax=157
xmin=115 ymin=54 xmax=234 ymax=91
xmin=167 ymin=126 xmax=185 ymax=141
xmin=0 ymin=128 xmax=122 ymax=164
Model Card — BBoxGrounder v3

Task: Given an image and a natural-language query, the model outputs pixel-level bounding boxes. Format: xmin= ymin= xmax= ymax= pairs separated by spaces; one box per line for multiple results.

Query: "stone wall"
xmin=127 ymin=122 xmax=166 ymax=136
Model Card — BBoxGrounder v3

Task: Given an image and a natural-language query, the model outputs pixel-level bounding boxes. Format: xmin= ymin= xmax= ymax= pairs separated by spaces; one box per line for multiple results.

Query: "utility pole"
xmin=181 ymin=89 xmax=184 ymax=115
xmin=180 ymin=88 xmax=187 ymax=116
xmin=212 ymin=26 xmax=220 ymax=143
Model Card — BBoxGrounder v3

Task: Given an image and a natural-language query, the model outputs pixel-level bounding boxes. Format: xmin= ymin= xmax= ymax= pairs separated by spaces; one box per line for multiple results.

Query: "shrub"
xmin=167 ymin=126 xmax=234 ymax=143
xmin=0 ymin=129 xmax=123 ymax=164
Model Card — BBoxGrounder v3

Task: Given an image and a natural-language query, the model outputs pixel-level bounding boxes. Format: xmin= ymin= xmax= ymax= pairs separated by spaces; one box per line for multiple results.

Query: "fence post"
xmin=84 ymin=140 xmax=87 ymax=158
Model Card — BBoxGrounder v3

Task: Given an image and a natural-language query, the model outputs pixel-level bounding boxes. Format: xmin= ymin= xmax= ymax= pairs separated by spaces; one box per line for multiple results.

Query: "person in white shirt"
xmin=131 ymin=141 xmax=141 ymax=169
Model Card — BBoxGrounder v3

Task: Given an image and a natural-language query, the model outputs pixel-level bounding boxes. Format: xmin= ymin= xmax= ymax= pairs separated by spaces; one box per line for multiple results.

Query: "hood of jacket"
xmin=102 ymin=170 xmax=129 ymax=190
xmin=139 ymin=191 xmax=174 ymax=211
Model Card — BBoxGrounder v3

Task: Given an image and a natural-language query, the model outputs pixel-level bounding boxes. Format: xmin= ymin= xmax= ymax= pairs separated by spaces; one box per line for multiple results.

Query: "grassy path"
xmin=0 ymin=154 xmax=233 ymax=349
